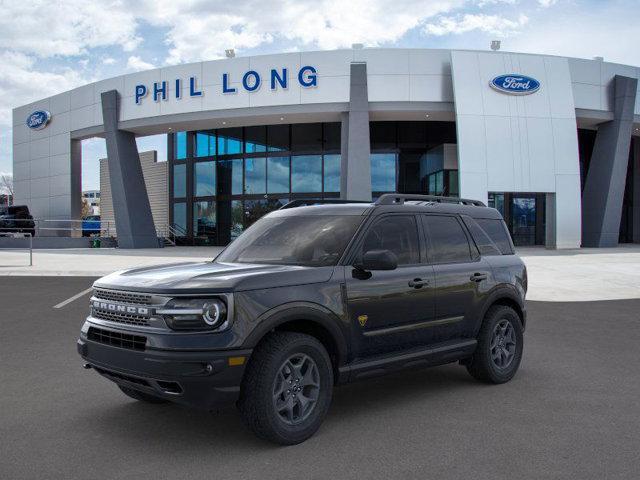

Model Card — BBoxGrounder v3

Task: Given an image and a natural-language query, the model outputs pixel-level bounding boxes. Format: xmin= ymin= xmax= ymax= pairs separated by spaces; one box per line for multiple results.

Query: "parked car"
xmin=82 ymin=215 xmax=101 ymax=237
xmin=77 ymin=194 xmax=527 ymax=445
xmin=0 ymin=205 xmax=35 ymax=236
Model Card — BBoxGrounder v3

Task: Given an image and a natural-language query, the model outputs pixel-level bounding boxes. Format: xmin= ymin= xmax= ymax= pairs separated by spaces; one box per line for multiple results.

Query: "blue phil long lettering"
xmin=135 ymin=66 xmax=318 ymax=104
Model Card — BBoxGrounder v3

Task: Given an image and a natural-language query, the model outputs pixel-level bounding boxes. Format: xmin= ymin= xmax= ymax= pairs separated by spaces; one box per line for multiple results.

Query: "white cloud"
xmin=102 ymin=57 xmax=116 ymax=65
xmin=424 ymin=13 xmax=529 ymax=36
xmin=0 ymin=0 xmax=141 ymax=57
xmin=136 ymin=0 xmax=466 ymax=64
xmin=126 ymin=55 xmax=156 ymax=72
xmin=0 ymin=51 xmax=86 ymax=125
xmin=538 ymin=0 xmax=557 ymax=7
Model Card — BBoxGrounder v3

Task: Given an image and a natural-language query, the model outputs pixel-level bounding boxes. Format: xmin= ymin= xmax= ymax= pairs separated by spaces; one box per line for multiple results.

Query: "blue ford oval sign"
xmin=490 ymin=74 xmax=540 ymax=95
xmin=26 ymin=110 xmax=51 ymax=130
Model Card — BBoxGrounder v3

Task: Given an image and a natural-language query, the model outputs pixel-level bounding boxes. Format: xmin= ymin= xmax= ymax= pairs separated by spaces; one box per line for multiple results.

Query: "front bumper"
xmin=77 ymin=335 xmax=251 ymax=410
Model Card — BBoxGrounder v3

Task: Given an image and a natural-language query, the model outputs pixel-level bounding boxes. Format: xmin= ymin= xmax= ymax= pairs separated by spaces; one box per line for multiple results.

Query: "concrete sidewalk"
xmin=0 ymin=246 xmax=224 ymax=276
xmin=1 ymin=244 xmax=639 ymax=302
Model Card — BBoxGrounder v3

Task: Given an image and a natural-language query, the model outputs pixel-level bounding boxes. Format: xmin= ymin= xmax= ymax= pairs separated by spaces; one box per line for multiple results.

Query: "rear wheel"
xmin=466 ymin=305 xmax=523 ymax=384
xmin=118 ymin=385 xmax=168 ymax=404
xmin=238 ymin=332 xmax=333 ymax=445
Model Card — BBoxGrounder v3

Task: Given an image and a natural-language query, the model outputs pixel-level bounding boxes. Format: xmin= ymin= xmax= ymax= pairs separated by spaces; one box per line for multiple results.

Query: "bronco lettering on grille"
xmin=92 ymin=300 xmax=150 ymax=316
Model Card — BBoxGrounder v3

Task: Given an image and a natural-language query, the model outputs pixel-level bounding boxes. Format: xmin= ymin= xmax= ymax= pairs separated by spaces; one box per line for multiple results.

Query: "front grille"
xmin=93 ymin=288 xmax=152 ymax=305
xmin=88 ymin=327 xmax=146 ymax=351
xmin=92 ymin=309 xmax=150 ymax=327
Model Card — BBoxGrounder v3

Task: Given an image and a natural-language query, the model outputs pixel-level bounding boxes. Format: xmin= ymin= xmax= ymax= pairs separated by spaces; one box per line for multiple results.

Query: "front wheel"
xmin=466 ymin=305 xmax=524 ymax=384
xmin=238 ymin=332 xmax=334 ymax=445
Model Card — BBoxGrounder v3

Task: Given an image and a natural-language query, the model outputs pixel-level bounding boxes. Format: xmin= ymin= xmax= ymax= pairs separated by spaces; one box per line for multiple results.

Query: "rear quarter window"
xmin=473 ymin=218 xmax=514 ymax=255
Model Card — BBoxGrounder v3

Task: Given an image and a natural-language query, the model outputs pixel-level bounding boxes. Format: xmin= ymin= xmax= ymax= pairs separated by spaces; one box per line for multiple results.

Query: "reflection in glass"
xmin=194 ymin=201 xmax=216 ymax=238
xmin=371 ymin=153 xmax=397 ymax=192
xmin=173 ymin=163 xmax=186 ymax=197
xmin=267 ymin=156 xmax=289 ymax=193
xmin=448 ymin=171 xmax=459 ymax=196
xmin=511 ymin=197 xmax=537 ymax=246
xmin=174 ymin=131 xmax=187 ymax=160
xmin=488 ymin=193 xmax=505 ymax=217
xmin=323 ymin=154 xmax=340 ymax=193
xmin=218 ymin=159 xmax=243 ymax=195
xmin=231 ymin=200 xmax=244 ymax=240
xmin=244 ymin=199 xmax=268 ymax=229
xmin=291 ymin=155 xmax=322 ymax=193
xmin=173 ymin=202 xmax=187 ymax=234
xmin=245 ymin=157 xmax=266 ymax=194
xmin=218 ymin=128 xmax=243 ymax=155
xmin=245 ymin=126 xmax=267 ymax=153
xmin=194 ymin=161 xmax=216 ymax=197
xmin=195 ymin=131 xmax=215 ymax=157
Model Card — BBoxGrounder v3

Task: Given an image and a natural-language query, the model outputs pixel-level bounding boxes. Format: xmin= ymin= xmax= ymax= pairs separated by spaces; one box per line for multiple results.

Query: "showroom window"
xmin=174 ymin=131 xmax=187 ymax=160
xmin=194 ymin=161 xmax=216 ymax=197
xmin=173 ymin=163 xmax=187 ymax=198
xmin=195 ymin=131 xmax=216 ymax=157
xmin=371 ymin=153 xmax=397 ymax=193
xmin=292 ymin=155 xmax=322 ymax=193
xmin=169 ymin=123 xmax=341 ymax=245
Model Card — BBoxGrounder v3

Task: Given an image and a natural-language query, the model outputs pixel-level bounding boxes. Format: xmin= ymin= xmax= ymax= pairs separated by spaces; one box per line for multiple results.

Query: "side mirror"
xmin=359 ymin=249 xmax=398 ymax=271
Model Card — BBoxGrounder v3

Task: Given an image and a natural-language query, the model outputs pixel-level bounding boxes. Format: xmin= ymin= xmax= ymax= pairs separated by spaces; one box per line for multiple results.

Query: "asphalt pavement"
xmin=1 ymin=277 xmax=639 ymax=479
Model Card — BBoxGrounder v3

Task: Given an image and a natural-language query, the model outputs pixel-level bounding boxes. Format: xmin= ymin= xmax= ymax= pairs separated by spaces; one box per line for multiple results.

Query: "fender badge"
xmin=357 ymin=315 xmax=368 ymax=327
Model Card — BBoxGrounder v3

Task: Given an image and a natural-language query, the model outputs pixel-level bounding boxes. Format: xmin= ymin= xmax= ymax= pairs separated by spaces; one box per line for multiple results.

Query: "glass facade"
xmin=169 ymin=121 xmax=460 ymax=245
xmin=169 ymin=123 xmax=341 ymax=245
xmin=369 ymin=121 xmax=458 ymax=196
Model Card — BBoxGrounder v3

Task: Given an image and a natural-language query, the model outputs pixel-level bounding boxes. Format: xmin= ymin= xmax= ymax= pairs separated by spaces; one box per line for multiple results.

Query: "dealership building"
xmin=11 ymin=48 xmax=640 ymax=248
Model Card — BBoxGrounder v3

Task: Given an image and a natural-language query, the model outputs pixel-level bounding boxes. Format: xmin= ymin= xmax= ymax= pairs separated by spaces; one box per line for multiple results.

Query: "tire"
xmin=466 ymin=305 xmax=524 ymax=384
xmin=118 ymin=385 xmax=169 ymax=404
xmin=238 ymin=332 xmax=334 ymax=445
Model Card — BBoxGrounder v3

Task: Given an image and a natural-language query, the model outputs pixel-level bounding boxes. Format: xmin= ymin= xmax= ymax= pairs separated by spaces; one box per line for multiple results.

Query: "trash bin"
xmin=91 ymin=238 xmax=101 ymax=248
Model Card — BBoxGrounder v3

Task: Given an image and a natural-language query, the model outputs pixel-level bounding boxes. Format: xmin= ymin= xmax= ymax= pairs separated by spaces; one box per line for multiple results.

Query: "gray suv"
xmin=77 ymin=194 xmax=527 ymax=444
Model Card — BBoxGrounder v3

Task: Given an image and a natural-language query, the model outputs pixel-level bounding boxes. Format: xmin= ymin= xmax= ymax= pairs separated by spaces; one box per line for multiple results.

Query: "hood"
xmin=93 ymin=261 xmax=335 ymax=294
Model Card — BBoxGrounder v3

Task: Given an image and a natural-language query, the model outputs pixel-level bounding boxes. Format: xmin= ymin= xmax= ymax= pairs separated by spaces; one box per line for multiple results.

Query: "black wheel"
xmin=466 ymin=305 xmax=523 ymax=384
xmin=118 ymin=385 xmax=168 ymax=404
xmin=238 ymin=332 xmax=333 ymax=445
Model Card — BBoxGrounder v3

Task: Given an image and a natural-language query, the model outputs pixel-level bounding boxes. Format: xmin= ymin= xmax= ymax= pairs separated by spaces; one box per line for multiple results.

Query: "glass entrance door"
xmin=510 ymin=195 xmax=537 ymax=246
xmin=488 ymin=192 xmax=546 ymax=247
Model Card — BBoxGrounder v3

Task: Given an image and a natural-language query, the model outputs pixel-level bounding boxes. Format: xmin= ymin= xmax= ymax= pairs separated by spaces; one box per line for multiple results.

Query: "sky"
xmin=0 ymin=0 xmax=639 ymax=192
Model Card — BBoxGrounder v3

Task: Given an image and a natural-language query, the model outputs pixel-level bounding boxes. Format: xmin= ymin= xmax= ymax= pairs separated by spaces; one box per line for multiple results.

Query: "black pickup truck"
xmin=78 ymin=194 xmax=527 ymax=444
xmin=0 ymin=205 xmax=35 ymax=236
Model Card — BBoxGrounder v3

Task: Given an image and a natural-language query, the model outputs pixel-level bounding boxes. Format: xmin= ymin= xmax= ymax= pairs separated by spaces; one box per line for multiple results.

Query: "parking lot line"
xmin=53 ymin=287 xmax=93 ymax=309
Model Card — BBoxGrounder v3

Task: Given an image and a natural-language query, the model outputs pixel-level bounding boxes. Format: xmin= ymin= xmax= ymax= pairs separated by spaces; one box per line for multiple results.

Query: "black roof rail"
xmin=279 ymin=199 xmax=372 ymax=210
xmin=374 ymin=194 xmax=486 ymax=207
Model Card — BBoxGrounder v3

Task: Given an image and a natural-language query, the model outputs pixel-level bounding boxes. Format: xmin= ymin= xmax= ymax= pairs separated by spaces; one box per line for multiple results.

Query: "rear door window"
xmin=361 ymin=215 xmax=420 ymax=265
xmin=422 ymin=215 xmax=472 ymax=264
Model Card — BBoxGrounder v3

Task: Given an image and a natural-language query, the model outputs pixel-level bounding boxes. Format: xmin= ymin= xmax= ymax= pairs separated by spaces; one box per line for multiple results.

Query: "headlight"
xmin=158 ymin=298 xmax=228 ymax=331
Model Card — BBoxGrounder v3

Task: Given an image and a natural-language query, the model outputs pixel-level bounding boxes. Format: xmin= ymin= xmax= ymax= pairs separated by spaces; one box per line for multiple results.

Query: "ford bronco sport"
xmin=77 ymin=194 xmax=527 ymax=444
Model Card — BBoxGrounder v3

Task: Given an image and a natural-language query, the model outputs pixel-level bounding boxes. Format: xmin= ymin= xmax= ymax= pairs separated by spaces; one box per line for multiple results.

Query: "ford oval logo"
xmin=490 ymin=74 xmax=540 ymax=95
xmin=26 ymin=110 xmax=51 ymax=130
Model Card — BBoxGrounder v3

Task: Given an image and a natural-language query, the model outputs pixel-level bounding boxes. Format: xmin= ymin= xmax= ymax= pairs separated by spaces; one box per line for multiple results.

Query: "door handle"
xmin=470 ymin=273 xmax=488 ymax=282
xmin=408 ymin=278 xmax=429 ymax=289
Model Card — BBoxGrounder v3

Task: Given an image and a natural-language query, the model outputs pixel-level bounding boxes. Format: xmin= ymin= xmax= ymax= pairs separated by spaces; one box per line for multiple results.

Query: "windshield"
xmin=216 ymin=215 xmax=363 ymax=266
